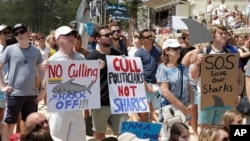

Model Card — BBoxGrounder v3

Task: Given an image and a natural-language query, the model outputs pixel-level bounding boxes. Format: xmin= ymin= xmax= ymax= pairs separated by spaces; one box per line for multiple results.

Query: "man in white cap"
xmin=0 ymin=23 xmax=45 ymax=139
xmin=42 ymin=25 xmax=86 ymax=141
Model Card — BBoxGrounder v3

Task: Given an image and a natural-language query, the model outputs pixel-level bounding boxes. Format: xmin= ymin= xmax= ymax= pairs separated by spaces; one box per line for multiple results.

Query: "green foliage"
xmin=0 ymin=0 xmax=143 ymax=35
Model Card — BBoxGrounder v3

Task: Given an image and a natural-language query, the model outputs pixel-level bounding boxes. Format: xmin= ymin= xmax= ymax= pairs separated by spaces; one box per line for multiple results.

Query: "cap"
xmin=162 ymin=39 xmax=180 ymax=50
xmin=55 ymin=26 xmax=74 ymax=39
xmin=12 ymin=23 xmax=27 ymax=33
xmin=118 ymin=132 xmax=149 ymax=141
xmin=0 ymin=24 xmax=11 ymax=32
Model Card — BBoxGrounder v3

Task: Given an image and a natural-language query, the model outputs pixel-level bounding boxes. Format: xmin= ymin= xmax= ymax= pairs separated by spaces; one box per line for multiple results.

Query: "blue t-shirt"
xmin=155 ymin=64 xmax=189 ymax=106
xmin=134 ymin=46 xmax=162 ymax=84
xmin=0 ymin=43 xmax=43 ymax=96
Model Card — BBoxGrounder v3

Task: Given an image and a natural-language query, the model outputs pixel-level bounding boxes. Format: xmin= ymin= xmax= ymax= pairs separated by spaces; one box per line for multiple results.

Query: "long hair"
xmin=168 ymin=122 xmax=189 ymax=141
xmin=198 ymin=125 xmax=229 ymax=141
xmin=220 ymin=109 xmax=243 ymax=132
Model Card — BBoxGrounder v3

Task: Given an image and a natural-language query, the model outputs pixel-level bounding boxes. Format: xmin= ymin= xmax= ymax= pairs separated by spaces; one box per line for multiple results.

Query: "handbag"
xmin=161 ymin=65 xmax=186 ymax=128
xmin=236 ymin=94 xmax=250 ymax=115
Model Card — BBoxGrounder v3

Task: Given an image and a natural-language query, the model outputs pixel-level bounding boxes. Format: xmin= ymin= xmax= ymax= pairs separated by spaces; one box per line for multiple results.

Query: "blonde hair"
xmin=198 ymin=125 xmax=229 ymax=141
xmin=220 ymin=110 xmax=243 ymax=132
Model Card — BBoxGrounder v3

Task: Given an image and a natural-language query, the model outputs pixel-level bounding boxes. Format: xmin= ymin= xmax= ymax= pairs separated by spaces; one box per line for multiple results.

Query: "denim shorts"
xmin=197 ymin=94 xmax=227 ymax=125
xmin=191 ymin=85 xmax=199 ymax=105
xmin=146 ymin=84 xmax=161 ymax=109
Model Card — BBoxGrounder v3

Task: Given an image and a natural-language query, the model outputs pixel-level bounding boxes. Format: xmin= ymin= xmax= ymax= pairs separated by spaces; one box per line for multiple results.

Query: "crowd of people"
xmin=0 ymin=9 xmax=250 ymax=141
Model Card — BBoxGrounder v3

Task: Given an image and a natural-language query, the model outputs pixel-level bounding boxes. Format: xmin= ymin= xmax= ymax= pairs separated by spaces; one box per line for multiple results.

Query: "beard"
xmin=113 ymin=36 xmax=120 ymax=40
xmin=101 ymin=42 xmax=112 ymax=47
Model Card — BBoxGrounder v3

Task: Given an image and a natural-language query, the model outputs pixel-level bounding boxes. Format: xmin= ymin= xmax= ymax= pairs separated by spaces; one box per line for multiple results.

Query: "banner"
xmin=120 ymin=121 xmax=162 ymax=141
xmin=46 ymin=60 xmax=100 ymax=112
xmin=106 ymin=55 xmax=149 ymax=114
xmin=105 ymin=3 xmax=130 ymax=21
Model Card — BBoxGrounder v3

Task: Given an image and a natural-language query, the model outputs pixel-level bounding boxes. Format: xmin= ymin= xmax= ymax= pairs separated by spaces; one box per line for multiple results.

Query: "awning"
xmin=143 ymin=0 xmax=188 ymax=9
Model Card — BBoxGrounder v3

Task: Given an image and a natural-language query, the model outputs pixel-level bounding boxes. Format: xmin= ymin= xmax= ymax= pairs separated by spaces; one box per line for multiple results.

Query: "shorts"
xmin=91 ymin=106 xmax=126 ymax=134
xmin=4 ymin=96 xmax=37 ymax=123
xmin=191 ymin=85 xmax=199 ymax=105
xmin=146 ymin=84 xmax=160 ymax=109
xmin=0 ymin=91 xmax=6 ymax=108
xmin=197 ymin=94 xmax=227 ymax=125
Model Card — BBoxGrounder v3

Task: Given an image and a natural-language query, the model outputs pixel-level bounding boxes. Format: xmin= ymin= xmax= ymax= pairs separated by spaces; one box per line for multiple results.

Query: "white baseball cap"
xmin=0 ymin=24 xmax=11 ymax=32
xmin=118 ymin=132 xmax=149 ymax=141
xmin=55 ymin=26 xmax=75 ymax=39
xmin=162 ymin=39 xmax=180 ymax=50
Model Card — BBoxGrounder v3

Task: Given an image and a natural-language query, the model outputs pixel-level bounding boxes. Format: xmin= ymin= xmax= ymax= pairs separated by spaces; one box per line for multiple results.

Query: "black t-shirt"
xmin=85 ymin=48 xmax=122 ymax=106
xmin=179 ymin=46 xmax=196 ymax=62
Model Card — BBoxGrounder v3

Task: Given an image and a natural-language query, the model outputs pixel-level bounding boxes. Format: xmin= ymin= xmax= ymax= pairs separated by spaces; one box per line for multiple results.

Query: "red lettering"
xmin=48 ymin=64 xmax=62 ymax=78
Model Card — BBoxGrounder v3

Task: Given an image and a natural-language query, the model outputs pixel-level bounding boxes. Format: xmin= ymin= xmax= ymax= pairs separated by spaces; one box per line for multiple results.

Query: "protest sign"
xmin=105 ymin=3 xmax=130 ymax=21
xmin=200 ymin=54 xmax=239 ymax=111
xmin=46 ymin=60 xmax=100 ymax=112
xmin=106 ymin=55 xmax=149 ymax=114
xmin=120 ymin=121 xmax=162 ymax=141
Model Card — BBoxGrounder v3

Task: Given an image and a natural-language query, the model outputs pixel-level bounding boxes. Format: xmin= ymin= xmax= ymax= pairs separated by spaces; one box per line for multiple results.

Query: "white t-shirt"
xmin=207 ymin=4 xmax=213 ymax=14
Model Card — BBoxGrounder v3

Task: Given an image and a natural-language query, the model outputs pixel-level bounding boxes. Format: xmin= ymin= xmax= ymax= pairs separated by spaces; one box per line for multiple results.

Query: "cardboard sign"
xmin=46 ymin=60 xmax=100 ymax=112
xmin=106 ymin=55 xmax=149 ymax=114
xmin=120 ymin=121 xmax=162 ymax=141
xmin=200 ymin=54 xmax=239 ymax=111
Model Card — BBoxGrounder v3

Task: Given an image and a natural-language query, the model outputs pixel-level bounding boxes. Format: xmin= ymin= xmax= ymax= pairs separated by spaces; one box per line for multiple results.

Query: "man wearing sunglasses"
xmin=110 ymin=23 xmax=128 ymax=56
xmin=134 ymin=29 xmax=162 ymax=122
xmin=86 ymin=25 xmax=124 ymax=140
xmin=41 ymin=26 xmax=87 ymax=141
xmin=0 ymin=23 xmax=45 ymax=139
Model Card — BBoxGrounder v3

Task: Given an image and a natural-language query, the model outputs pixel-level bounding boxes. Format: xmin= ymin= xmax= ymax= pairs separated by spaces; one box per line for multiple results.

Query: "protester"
xmin=43 ymin=26 xmax=86 ymax=141
xmin=85 ymin=25 xmax=125 ymax=140
xmin=155 ymin=39 xmax=193 ymax=140
xmin=0 ymin=24 xmax=12 ymax=141
xmin=181 ymin=44 xmax=206 ymax=137
xmin=0 ymin=23 xmax=45 ymax=139
xmin=20 ymin=128 xmax=53 ymax=141
xmin=220 ymin=109 xmax=243 ymax=134
xmin=191 ymin=25 xmax=243 ymax=129
xmin=168 ymin=122 xmax=190 ymax=141
xmin=244 ymin=58 xmax=250 ymax=124
xmin=134 ymin=29 xmax=162 ymax=122
xmin=198 ymin=125 xmax=229 ymax=141
xmin=25 ymin=112 xmax=50 ymax=132
xmin=109 ymin=23 xmax=128 ymax=56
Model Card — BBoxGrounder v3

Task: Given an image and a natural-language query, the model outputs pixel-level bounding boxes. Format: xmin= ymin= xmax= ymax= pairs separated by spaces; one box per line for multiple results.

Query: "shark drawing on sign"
xmin=52 ymin=78 xmax=94 ymax=94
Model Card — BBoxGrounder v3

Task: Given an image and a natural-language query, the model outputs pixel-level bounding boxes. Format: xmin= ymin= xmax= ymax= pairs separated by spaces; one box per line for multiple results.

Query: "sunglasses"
xmin=0 ymin=31 xmax=11 ymax=35
xmin=13 ymin=29 xmax=27 ymax=36
xmin=100 ymin=33 xmax=112 ymax=38
xmin=169 ymin=47 xmax=181 ymax=51
xmin=111 ymin=30 xmax=121 ymax=34
xmin=38 ymin=37 xmax=45 ymax=41
xmin=142 ymin=35 xmax=153 ymax=39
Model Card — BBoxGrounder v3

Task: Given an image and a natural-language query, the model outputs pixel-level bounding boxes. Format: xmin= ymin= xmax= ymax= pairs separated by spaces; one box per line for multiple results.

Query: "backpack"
xmin=200 ymin=45 xmax=231 ymax=54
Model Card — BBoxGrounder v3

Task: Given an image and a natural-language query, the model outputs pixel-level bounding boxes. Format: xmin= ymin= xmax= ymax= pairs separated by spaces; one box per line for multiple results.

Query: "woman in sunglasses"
xmin=155 ymin=39 xmax=193 ymax=140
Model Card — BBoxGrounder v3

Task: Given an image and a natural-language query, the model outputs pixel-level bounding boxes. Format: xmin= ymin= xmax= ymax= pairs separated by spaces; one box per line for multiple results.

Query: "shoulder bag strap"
xmin=178 ymin=64 xmax=183 ymax=100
